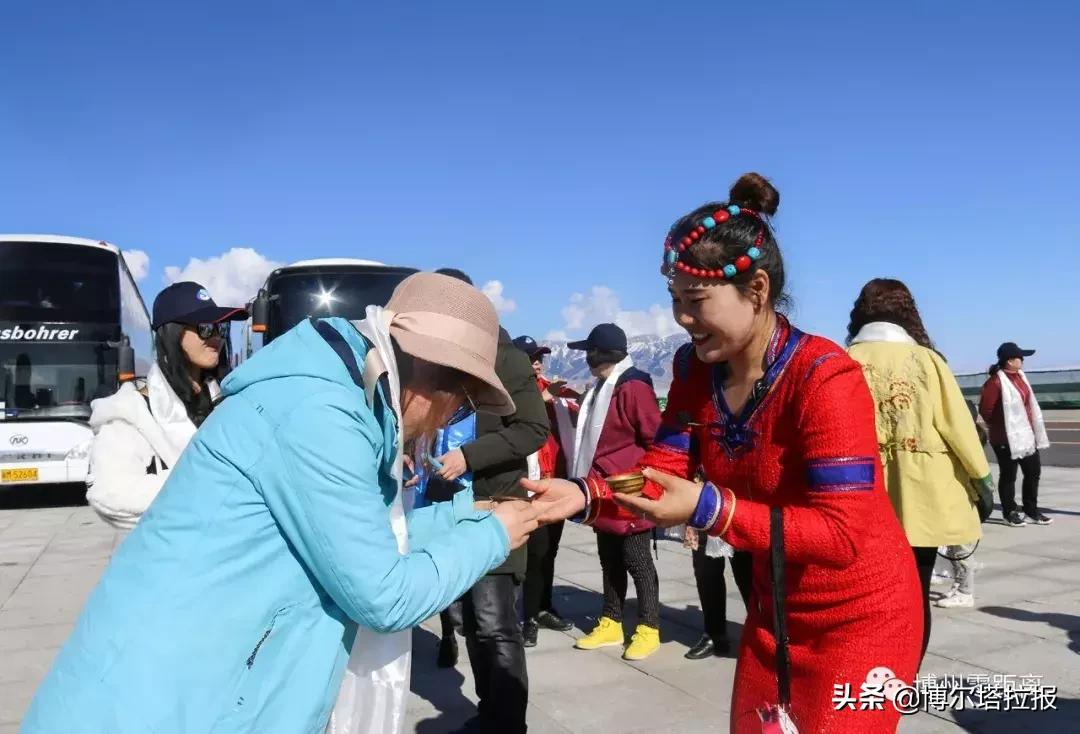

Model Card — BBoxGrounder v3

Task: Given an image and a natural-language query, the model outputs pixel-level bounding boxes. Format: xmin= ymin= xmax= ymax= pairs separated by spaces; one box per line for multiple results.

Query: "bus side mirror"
xmin=251 ymin=290 xmax=269 ymax=334
xmin=118 ymin=335 xmax=135 ymax=382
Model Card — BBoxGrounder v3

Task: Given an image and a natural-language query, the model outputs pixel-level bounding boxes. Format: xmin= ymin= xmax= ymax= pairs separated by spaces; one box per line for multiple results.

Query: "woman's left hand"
xmin=611 ymin=468 xmax=703 ymax=528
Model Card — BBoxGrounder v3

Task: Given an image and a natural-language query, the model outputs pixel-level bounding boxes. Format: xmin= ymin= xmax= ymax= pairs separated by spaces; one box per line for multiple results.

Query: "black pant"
xmin=912 ymin=545 xmax=937 ymax=662
xmin=691 ymin=540 xmax=753 ymax=642
xmin=523 ymin=520 xmax=565 ymax=620
xmin=461 ymin=574 xmax=528 ymax=734
xmin=596 ymin=530 xmax=660 ymax=628
xmin=992 ymin=445 xmax=1042 ymax=517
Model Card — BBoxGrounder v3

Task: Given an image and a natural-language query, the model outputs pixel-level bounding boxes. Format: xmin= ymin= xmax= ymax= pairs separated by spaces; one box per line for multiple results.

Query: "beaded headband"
xmin=662 ymin=204 xmax=766 ymax=282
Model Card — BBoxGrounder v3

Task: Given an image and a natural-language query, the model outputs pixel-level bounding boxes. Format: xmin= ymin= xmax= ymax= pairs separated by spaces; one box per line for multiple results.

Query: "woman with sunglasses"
xmin=85 ymin=281 xmax=248 ymax=529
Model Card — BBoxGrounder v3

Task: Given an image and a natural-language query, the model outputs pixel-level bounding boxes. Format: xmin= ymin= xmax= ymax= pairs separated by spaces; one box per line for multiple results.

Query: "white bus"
xmin=1 ymin=235 xmax=152 ymax=488
xmin=243 ymin=258 xmax=417 ymax=355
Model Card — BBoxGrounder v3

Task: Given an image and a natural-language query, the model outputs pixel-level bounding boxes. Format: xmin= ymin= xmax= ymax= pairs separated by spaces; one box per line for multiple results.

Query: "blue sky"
xmin=2 ymin=0 xmax=1078 ymax=372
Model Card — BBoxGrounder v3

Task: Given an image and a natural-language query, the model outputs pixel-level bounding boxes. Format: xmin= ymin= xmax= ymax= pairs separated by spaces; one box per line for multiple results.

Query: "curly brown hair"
xmin=846 ymin=278 xmax=938 ymax=353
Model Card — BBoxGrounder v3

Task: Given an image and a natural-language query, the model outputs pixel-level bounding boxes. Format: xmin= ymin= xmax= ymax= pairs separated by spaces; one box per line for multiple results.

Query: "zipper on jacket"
xmin=246 ymin=627 xmax=272 ymax=668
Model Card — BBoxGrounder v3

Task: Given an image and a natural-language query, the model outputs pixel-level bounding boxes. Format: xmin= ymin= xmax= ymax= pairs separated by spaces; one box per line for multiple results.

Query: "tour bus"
xmin=243 ymin=258 xmax=417 ymax=355
xmin=0 ymin=235 xmax=152 ymax=488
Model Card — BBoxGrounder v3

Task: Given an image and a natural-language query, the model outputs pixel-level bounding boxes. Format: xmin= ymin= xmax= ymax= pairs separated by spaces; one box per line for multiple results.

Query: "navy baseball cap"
xmin=568 ymin=323 xmax=627 ymax=352
xmin=997 ymin=342 xmax=1036 ymax=361
xmin=152 ymin=282 xmax=249 ymax=330
xmin=512 ymin=335 xmax=551 ymax=359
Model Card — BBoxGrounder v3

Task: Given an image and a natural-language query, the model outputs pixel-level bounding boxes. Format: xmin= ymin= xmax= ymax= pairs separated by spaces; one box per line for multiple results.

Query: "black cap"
xmin=568 ymin=323 xmax=627 ymax=352
xmin=152 ymin=281 xmax=249 ymax=330
xmin=512 ymin=335 xmax=551 ymax=359
xmin=997 ymin=342 xmax=1036 ymax=361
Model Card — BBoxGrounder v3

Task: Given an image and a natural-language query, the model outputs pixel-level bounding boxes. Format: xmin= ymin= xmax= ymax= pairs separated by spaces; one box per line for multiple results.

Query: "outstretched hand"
xmin=520 ymin=478 xmax=586 ymax=525
xmin=610 ymin=468 xmax=703 ymax=528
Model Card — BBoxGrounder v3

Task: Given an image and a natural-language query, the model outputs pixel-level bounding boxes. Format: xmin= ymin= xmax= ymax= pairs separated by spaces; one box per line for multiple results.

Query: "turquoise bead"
xmin=665 ymin=250 xmax=678 ymax=266
xmin=747 ymin=247 xmax=762 ymax=260
xmin=723 ymin=264 xmax=737 ymax=278
xmin=702 ymin=216 xmax=716 ymax=229
xmin=727 ymin=205 xmax=741 ymax=216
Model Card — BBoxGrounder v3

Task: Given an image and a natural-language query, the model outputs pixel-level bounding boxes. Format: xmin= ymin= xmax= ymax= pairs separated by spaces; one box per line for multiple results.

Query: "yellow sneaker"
xmin=574 ymin=617 xmax=624 ymax=650
xmin=622 ymin=624 xmax=661 ymax=661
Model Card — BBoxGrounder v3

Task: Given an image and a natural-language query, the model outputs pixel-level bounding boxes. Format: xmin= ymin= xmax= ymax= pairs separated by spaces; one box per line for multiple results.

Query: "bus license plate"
xmin=2 ymin=468 xmax=39 ymax=482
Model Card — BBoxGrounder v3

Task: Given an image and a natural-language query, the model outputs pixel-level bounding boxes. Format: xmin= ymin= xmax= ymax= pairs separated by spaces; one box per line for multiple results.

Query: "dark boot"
xmin=536 ymin=609 xmax=573 ymax=632
xmin=523 ymin=619 xmax=539 ymax=648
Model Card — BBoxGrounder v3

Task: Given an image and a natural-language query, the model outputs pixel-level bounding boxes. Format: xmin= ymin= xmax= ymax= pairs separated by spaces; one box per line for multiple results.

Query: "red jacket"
xmin=979 ymin=371 xmax=1033 ymax=448
xmin=583 ymin=367 xmax=662 ymax=535
xmin=535 ymin=376 xmax=578 ymax=478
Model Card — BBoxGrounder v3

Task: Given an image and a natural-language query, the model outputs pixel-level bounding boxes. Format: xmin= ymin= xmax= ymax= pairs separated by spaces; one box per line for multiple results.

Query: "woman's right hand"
xmin=490 ymin=500 xmax=541 ymax=551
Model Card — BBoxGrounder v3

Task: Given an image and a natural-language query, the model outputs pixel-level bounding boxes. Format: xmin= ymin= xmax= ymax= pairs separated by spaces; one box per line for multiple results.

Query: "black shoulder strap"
xmin=311 ymin=318 xmax=364 ymax=389
xmin=770 ymin=506 xmax=792 ymax=707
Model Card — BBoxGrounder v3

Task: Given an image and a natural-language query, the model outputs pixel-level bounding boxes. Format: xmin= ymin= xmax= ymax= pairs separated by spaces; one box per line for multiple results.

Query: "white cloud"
xmin=122 ymin=250 xmax=150 ymax=282
xmin=164 ymin=247 xmax=284 ymax=305
xmin=481 ymin=280 xmax=517 ymax=314
xmin=553 ymin=285 xmax=681 ymax=339
xmin=545 ymin=330 xmax=569 ymax=342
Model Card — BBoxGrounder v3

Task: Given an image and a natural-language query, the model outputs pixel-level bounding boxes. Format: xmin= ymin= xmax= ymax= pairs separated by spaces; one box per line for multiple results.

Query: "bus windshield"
xmin=0 ymin=242 xmax=122 ymax=419
xmin=267 ymin=269 xmax=415 ymax=339
xmin=0 ymin=242 xmax=120 ymax=323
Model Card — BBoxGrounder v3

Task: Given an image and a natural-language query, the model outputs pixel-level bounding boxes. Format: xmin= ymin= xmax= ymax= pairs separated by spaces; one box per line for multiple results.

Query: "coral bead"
xmin=714 ymin=210 xmax=730 ymax=223
xmin=696 ymin=226 xmax=706 ymax=235
xmin=681 ymin=237 xmax=693 ymax=247
xmin=735 ymin=255 xmax=752 ymax=272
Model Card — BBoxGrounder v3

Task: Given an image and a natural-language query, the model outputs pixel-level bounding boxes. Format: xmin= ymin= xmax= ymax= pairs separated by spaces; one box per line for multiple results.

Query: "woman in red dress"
xmin=528 ymin=173 xmax=923 ymax=733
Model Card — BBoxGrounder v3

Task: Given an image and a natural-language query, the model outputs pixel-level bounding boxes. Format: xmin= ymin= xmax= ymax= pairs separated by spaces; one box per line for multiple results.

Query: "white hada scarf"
xmin=998 ymin=369 xmax=1050 ymax=460
xmin=571 ymin=356 xmax=633 ymax=479
xmin=327 ymin=306 xmax=411 ymax=734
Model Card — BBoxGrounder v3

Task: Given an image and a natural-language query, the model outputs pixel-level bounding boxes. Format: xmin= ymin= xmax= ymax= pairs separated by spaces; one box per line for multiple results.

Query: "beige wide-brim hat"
xmin=386 ymin=272 xmax=515 ymax=416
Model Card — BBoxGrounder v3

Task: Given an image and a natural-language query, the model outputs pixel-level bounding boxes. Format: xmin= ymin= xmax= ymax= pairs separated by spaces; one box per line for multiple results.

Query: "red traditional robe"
xmin=578 ymin=317 xmax=923 ymax=733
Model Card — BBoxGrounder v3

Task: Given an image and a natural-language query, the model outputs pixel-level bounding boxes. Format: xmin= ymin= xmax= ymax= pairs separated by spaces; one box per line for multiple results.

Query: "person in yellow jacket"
xmin=846 ymin=279 xmax=993 ymax=660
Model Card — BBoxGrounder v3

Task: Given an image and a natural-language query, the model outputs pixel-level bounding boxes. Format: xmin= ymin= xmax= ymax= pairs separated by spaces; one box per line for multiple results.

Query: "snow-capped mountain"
xmin=542 ymin=334 xmax=688 ymax=395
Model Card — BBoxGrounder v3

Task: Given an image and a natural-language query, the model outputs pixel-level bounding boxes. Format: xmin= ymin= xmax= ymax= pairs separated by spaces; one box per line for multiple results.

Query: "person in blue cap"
xmin=85 ymin=281 xmax=248 ymax=528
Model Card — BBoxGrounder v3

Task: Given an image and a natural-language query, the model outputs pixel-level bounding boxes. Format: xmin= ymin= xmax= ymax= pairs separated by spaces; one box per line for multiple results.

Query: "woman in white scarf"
xmin=978 ymin=342 xmax=1052 ymax=526
xmin=86 ymin=281 xmax=247 ymax=528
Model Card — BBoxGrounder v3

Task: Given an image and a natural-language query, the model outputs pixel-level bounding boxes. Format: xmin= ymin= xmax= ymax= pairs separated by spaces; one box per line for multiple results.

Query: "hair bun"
xmin=729 ymin=172 xmax=779 ymax=216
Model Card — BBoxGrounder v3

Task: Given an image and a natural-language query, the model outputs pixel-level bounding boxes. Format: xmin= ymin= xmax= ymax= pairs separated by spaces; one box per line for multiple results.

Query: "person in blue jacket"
xmin=22 ymin=273 xmax=556 ymax=734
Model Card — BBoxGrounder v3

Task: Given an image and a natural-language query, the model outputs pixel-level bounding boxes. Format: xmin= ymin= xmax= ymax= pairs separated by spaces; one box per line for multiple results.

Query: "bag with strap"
xmin=758 ymin=506 xmax=799 ymax=734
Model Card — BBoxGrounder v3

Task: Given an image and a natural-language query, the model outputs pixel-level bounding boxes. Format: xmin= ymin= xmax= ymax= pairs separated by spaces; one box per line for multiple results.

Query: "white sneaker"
xmin=936 ymin=592 xmax=974 ymax=609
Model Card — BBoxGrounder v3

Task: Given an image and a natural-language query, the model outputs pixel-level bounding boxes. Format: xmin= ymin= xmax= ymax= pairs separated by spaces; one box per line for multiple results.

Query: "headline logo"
xmin=0 ymin=325 xmax=81 ymax=342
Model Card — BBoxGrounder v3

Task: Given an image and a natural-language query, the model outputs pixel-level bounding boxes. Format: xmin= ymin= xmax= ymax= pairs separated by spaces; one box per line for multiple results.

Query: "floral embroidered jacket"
xmin=848 ymin=340 xmax=988 ymax=546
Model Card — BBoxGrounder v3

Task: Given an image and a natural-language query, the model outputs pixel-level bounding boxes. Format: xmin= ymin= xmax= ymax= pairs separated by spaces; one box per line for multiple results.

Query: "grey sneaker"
xmin=1005 ymin=511 xmax=1027 ymax=527
xmin=936 ymin=592 xmax=974 ymax=609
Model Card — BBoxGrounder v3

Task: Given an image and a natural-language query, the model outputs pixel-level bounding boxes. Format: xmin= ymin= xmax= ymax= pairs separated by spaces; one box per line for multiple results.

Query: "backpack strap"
xmin=311 ymin=318 xmax=365 ymax=389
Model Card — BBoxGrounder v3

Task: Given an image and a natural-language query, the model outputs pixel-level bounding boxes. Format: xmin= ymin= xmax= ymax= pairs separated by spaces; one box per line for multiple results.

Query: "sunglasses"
xmin=193 ymin=322 xmax=229 ymax=340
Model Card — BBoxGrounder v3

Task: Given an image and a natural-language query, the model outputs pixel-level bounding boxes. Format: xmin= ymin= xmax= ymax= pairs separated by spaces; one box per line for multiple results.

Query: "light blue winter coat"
xmin=22 ymin=318 xmax=510 ymax=733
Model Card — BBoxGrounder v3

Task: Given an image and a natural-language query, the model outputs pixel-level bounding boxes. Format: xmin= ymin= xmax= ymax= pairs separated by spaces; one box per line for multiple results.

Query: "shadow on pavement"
xmin=979 ymin=606 xmax=1080 ymax=654
xmin=410 ymin=626 xmax=475 ymax=733
xmin=0 ymin=482 xmax=86 ymax=510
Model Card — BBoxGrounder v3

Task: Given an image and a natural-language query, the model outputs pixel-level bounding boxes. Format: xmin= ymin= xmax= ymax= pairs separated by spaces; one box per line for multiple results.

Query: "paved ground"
xmin=2 ymin=467 xmax=1078 ymax=733
xmin=1042 ymin=411 xmax=1080 ymax=467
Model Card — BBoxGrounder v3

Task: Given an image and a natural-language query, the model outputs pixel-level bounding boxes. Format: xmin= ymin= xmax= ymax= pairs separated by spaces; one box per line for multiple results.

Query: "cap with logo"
xmin=151 ymin=282 xmax=249 ymax=330
xmin=996 ymin=342 xmax=1036 ymax=362
xmin=512 ymin=335 xmax=551 ymax=360
xmin=568 ymin=323 xmax=628 ymax=353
